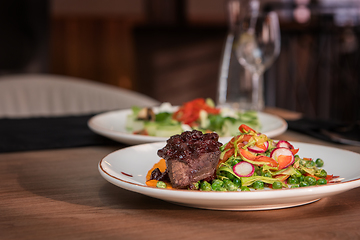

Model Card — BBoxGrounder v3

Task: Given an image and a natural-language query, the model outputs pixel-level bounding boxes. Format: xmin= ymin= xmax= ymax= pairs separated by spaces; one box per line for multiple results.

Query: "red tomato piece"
xmin=239 ymin=124 xmax=256 ymax=133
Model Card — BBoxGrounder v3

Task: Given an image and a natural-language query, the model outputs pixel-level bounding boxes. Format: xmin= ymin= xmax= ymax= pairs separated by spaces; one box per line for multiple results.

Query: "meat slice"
xmin=157 ymin=130 xmax=222 ymax=188
xmin=166 ymin=151 xmax=220 ymax=188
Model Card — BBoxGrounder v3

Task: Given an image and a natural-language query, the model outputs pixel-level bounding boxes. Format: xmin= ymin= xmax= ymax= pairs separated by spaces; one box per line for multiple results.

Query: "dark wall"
xmin=134 ymin=1 xmax=360 ymax=123
xmin=0 ymin=0 xmax=49 ymax=74
xmin=265 ymin=2 xmax=360 ymax=123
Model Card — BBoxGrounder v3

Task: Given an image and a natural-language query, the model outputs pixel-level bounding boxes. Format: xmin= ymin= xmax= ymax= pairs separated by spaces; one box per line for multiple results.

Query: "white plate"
xmin=99 ymin=141 xmax=360 ymax=211
xmin=88 ymin=108 xmax=287 ymax=145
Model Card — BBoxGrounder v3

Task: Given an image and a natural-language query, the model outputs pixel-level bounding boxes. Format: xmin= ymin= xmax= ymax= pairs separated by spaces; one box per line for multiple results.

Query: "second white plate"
xmin=88 ymin=109 xmax=287 ymax=145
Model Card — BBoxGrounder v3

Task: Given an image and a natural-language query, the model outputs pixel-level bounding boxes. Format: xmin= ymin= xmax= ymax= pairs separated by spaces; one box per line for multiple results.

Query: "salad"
xmin=146 ymin=124 xmax=338 ymax=191
xmin=126 ymin=98 xmax=260 ymax=137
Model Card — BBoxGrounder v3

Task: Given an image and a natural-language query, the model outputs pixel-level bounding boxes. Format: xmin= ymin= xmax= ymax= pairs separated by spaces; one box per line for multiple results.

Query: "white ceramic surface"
xmin=88 ymin=109 xmax=287 ymax=145
xmin=99 ymin=141 xmax=360 ymax=211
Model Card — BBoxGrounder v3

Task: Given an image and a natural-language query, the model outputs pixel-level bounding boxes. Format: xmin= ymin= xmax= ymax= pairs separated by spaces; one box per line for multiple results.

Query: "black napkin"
xmin=287 ymin=118 xmax=360 ymax=145
xmin=0 ymin=114 xmax=123 ymax=153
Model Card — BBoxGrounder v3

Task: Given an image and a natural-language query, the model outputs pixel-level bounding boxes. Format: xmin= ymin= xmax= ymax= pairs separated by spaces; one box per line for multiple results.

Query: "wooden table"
xmin=1 ymin=110 xmax=360 ymax=239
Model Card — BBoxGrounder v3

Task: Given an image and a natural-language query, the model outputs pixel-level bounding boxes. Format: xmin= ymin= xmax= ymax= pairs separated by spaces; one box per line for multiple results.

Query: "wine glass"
xmin=234 ymin=0 xmax=281 ymax=111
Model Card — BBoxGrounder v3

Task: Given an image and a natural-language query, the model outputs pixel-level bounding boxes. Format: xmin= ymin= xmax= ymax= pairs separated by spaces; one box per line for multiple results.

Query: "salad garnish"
xmin=126 ymin=98 xmax=260 ymax=137
xmin=147 ymin=124 xmax=339 ymax=191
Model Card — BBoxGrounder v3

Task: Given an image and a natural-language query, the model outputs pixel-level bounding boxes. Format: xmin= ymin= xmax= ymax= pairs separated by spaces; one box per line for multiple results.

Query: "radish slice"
xmin=270 ymin=147 xmax=295 ymax=170
xmin=276 ymin=140 xmax=294 ymax=149
xmin=233 ymin=161 xmax=255 ymax=177
xmin=276 ymin=141 xmax=299 ymax=155
xmin=248 ymin=141 xmax=269 ymax=153
xmin=270 ymin=147 xmax=293 ymax=158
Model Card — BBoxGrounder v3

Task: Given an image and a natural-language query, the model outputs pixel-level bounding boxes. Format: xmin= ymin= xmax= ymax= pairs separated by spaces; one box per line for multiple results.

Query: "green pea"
xmin=233 ymin=178 xmax=241 ymax=187
xmin=217 ymin=187 xmax=227 ymax=192
xmin=315 ymin=158 xmax=324 ymax=167
xmin=252 ymin=181 xmax=265 ymax=190
xmin=315 ymin=169 xmax=327 ymax=178
xmin=291 ymin=185 xmax=299 ymax=188
xmin=305 ymin=176 xmax=317 ymax=185
xmin=223 ymin=179 xmax=237 ymax=191
xmin=156 ymin=181 xmax=167 ymax=188
xmin=200 ymin=181 xmax=212 ymax=191
xmin=211 ymin=179 xmax=224 ymax=191
xmin=317 ymin=178 xmax=327 ymax=185
xmin=305 ymin=161 xmax=316 ymax=168
xmin=287 ymin=177 xmax=299 ymax=185
xmin=298 ymin=175 xmax=305 ymax=182
xmin=299 ymin=181 xmax=309 ymax=187
xmin=272 ymin=181 xmax=282 ymax=189
xmin=241 ymin=186 xmax=250 ymax=191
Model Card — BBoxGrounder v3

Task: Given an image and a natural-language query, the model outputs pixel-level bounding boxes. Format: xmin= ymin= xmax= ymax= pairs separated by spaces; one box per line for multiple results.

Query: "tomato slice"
xmin=172 ymin=98 xmax=220 ymax=126
xmin=254 ymin=155 xmax=278 ymax=168
xmin=239 ymin=124 xmax=256 ymax=134
xmin=290 ymin=148 xmax=299 ymax=155
xmin=239 ymin=148 xmax=257 ymax=160
xmin=277 ymin=155 xmax=294 ymax=170
xmin=220 ymin=148 xmax=235 ymax=162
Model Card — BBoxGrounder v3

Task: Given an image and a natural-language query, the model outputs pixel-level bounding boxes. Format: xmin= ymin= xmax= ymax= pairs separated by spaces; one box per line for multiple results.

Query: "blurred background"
xmin=0 ymin=0 xmax=359 ymax=123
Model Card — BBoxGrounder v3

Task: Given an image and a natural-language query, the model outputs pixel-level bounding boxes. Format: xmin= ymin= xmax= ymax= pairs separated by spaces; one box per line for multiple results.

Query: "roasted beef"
xmin=157 ymin=130 xmax=222 ymax=188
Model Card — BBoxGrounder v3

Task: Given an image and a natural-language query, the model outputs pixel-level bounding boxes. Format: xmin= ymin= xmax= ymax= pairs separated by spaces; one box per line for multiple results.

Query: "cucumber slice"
xmin=125 ymin=114 xmax=134 ymax=131
xmin=132 ymin=120 xmax=145 ymax=132
xmin=144 ymin=122 xmax=157 ymax=136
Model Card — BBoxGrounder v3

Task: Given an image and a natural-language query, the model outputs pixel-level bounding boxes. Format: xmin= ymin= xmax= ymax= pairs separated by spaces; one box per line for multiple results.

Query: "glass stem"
xmin=251 ymin=72 xmax=264 ymax=111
